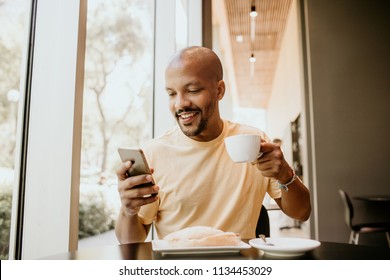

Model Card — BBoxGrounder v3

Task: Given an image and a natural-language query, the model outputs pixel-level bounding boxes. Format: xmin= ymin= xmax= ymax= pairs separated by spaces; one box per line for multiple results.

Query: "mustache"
xmin=175 ymin=108 xmax=200 ymax=116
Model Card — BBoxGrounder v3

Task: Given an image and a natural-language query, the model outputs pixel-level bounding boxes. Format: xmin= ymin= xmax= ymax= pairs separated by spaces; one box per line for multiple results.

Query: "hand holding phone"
xmin=117 ymin=147 xmax=157 ymax=196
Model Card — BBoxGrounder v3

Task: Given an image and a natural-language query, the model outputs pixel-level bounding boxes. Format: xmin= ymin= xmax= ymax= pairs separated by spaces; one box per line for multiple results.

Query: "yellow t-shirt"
xmin=139 ymin=119 xmax=281 ymax=239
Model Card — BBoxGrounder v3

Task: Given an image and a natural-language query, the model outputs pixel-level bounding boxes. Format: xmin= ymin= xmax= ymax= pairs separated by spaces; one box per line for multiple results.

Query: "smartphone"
xmin=117 ymin=147 xmax=157 ymax=195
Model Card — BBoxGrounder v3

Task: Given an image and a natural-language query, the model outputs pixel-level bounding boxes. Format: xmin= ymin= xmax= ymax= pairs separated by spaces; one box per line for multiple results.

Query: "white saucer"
xmin=249 ymin=237 xmax=321 ymax=257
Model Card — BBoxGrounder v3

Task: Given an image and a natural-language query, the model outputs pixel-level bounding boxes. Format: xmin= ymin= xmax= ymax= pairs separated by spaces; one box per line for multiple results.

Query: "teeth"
xmin=179 ymin=112 xmax=196 ymax=119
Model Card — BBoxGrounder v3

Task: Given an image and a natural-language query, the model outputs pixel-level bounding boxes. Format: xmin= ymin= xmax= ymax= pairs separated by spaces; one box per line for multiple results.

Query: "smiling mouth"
xmin=177 ymin=111 xmax=199 ymax=124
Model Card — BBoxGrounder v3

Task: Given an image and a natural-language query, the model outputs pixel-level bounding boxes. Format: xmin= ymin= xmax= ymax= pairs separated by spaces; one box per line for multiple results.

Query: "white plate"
xmin=249 ymin=237 xmax=321 ymax=257
xmin=152 ymin=240 xmax=251 ymax=255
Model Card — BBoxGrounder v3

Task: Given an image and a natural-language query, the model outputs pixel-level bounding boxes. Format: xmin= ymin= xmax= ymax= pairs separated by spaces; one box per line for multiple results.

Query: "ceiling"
xmin=222 ymin=0 xmax=292 ymax=108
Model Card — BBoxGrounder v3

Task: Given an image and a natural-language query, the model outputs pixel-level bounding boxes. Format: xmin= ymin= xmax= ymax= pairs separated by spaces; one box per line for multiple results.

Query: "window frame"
xmin=9 ymin=0 xmax=87 ymax=259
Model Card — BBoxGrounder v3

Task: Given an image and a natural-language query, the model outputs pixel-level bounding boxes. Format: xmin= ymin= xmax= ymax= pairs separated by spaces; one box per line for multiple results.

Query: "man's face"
xmin=165 ymin=61 xmax=222 ymax=141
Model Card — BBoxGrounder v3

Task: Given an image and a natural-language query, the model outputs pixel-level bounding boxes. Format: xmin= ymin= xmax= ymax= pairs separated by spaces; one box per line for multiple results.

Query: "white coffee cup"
xmin=224 ymin=134 xmax=262 ymax=163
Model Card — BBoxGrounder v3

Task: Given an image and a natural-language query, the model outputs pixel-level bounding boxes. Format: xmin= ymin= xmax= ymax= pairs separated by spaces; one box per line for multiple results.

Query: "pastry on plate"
xmin=163 ymin=226 xmax=241 ymax=247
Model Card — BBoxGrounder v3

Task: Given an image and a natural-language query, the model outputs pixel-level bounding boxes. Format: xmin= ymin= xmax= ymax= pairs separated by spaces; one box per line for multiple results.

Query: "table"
xmin=43 ymin=240 xmax=390 ymax=260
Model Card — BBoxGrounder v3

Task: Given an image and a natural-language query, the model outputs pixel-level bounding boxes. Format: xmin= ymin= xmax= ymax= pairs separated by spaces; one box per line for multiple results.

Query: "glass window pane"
xmin=175 ymin=0 xmax=188 ymax=50
xmin=79 ymin=0 xmax=155 ymax=247
xmin=0 ymin=0 xmax=29 ymax=260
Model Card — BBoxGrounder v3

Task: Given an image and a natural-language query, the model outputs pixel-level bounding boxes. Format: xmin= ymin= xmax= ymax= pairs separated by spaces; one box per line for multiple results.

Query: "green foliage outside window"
xmin=0 ymin=187 xmax=12 ymax=260
xmin=78 ymin=192 xmax=115 ymax=239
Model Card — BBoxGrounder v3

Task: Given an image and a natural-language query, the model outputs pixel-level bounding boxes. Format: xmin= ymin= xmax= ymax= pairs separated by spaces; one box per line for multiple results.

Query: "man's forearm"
xmin=115 ymin=209 xmax=150 ymax=244
xmin=276 ymin=180 xmax=311 ymax=221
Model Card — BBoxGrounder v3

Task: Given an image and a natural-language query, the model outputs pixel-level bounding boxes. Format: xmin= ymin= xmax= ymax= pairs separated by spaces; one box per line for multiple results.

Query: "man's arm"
xmin=255 ymin=141 xmax=311 ymax=221
xmin=115 ymin=210 xmax=151 ymax=244
xmin=115 ymin=161 xmax=159 ymax=244
xmin=274 ymin=175 xmax=311 ymax=221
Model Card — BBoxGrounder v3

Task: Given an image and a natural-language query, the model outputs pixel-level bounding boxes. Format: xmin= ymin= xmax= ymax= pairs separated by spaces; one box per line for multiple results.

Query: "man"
xmin=115 ymin=46 xmax=311 ymax=244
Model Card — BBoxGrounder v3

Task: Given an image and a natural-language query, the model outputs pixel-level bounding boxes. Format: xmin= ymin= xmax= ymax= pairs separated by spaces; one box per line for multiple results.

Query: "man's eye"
xmin=167 ymin=91 xmax=176 ymax=97
xmin=188 ymin=89 xmax=200 ymax=93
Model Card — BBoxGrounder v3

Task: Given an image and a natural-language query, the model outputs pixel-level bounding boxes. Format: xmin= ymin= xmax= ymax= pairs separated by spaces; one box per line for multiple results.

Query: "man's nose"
xmin=174 ymin=93 xmax=191 ymax=110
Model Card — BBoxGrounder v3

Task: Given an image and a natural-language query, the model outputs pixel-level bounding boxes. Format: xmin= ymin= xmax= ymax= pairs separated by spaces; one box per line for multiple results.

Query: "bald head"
xmin=167 ymin=46 xmax=223 ymax=82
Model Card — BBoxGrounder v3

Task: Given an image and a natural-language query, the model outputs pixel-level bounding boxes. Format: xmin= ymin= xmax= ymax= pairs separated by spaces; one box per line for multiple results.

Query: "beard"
xmin=179 ymin=118 xmax=208 ymax=137
xmin=175 ymin=108 xmax=208 ymax=137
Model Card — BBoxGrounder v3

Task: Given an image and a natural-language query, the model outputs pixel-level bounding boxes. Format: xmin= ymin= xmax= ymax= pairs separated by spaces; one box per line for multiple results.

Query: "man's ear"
xmin=216 ymin=80 xmax=225 ymax=101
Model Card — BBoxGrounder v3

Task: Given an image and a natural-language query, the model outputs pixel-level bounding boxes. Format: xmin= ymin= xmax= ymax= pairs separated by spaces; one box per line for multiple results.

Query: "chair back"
xmin=339 ymin=189 xmax=354 ymax=228
xmin=255 ymin=205 xmax=270 ymax=237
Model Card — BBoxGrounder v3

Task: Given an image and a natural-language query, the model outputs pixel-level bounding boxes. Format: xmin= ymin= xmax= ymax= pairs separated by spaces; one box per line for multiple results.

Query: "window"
xmin=79 ymin=0 xmax=155 ymax=246
xmin=175 ymin=0 xmax=189 ymax=50
xmin=0 ymin=0 xmax=29 ymax=260
xmin=4 ymin=0 xmax=203 ymax=259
